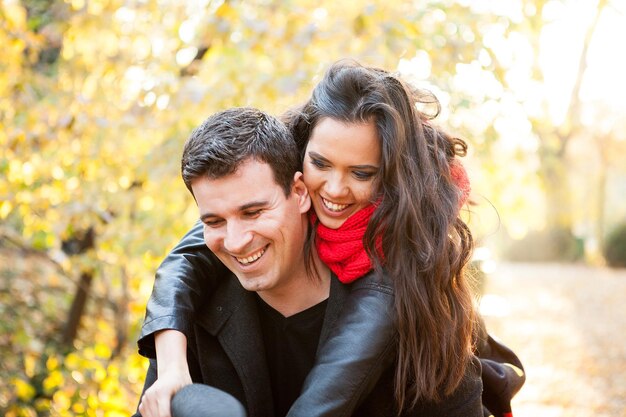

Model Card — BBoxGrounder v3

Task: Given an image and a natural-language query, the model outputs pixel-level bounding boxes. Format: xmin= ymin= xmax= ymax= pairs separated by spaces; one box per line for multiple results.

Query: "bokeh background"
xmin=1 ymin=0 xmax=625 ymax=416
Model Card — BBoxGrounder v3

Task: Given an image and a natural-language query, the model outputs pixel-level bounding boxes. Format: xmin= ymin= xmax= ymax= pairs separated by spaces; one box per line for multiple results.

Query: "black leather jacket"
xmin=139 ymin=221 xmax=396 ymax=417
xmin=139 ymin=221 xmax=524 ymax=417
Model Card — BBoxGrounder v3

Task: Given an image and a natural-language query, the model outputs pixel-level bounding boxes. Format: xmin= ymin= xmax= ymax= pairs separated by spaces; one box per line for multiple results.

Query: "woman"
xmin=139 ymin=61 xmax=523 ymax=417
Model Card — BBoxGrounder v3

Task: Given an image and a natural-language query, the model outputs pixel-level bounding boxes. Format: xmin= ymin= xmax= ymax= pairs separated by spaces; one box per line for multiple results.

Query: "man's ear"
xmin=292 ymin=172 xmax=311 ymax=214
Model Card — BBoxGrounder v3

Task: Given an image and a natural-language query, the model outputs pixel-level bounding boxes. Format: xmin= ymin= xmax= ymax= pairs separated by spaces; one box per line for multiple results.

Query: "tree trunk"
xmin=61 ymin=270 xmax=93 ymax=348
xmin=537 ymin=0 xmax=607 ymax=232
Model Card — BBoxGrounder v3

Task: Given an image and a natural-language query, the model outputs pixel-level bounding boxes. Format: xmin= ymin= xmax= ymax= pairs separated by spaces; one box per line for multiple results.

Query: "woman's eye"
xmin=311 ymin=158 xmax=328 ymax=169
xmin=353 ymin=171 xmax=374 ymax=180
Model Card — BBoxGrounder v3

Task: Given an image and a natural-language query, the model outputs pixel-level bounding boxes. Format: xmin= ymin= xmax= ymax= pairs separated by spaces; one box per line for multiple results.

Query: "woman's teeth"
xmin=323 ymin=198 xmax=348 ymax=212
xmin=236 ymin=247 xmax=266 ymax=265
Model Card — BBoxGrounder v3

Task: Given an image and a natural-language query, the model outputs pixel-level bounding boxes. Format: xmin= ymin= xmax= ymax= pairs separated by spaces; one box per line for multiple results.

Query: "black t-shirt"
xmin=256 ymin=294 xmax=328 ymax=417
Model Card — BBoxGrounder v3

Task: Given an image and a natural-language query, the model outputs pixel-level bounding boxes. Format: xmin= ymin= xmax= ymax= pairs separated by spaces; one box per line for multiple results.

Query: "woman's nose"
xmin=324 ymin=173 xmax=349 ymax=198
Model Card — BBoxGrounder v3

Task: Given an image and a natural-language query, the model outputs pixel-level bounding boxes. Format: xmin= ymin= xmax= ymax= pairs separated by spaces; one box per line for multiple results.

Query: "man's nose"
xmin=223 ymin=221 xmax=253 ymax=254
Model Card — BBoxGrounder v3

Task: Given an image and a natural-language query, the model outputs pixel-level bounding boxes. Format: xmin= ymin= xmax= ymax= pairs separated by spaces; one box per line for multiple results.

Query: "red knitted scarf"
xmin=311 ymin=204 xmax=380 ymax=284
xmin=450 ymin=160 xmax=471 ymax=209
xmin=312 ymin=160 xmax=471 ymax=284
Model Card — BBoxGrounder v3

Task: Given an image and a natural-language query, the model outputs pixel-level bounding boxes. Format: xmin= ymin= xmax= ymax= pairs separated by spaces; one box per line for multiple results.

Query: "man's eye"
xmin=204 ymin=219 xmax=224 ymax=227
xmin=244 ymin=210 xmax=262 ymax=218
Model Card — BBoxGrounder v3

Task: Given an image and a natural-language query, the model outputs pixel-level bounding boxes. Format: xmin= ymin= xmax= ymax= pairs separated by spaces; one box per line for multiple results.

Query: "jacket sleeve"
xmin=287 ymin=273 xmax=396 ymax=417
xmin=137 ymin=221 xmax=227 ymax=358
xmin=474 ymin=316 xmax=526 ymax=417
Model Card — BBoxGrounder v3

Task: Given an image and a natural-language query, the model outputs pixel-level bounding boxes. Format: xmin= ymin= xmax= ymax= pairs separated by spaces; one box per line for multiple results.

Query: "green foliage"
xmin=604 ymin=222 xmax=626 ymax=268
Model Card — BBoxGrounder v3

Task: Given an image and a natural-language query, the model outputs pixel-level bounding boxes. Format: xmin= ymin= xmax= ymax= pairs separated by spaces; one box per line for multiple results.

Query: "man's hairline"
xmin=187 ymin=156 xmax=299 ymax=199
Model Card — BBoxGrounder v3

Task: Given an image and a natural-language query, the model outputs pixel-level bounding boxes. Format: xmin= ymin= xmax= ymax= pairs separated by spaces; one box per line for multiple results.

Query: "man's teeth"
xmin=323 ymin=198 xmax=348 ymax=212
xmin=237 ymin=248 xmax=266 ymax=265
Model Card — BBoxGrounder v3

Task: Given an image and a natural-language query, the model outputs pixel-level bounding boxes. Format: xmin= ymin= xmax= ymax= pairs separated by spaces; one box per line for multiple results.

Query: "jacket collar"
xmin=318 ymin=273 xmax=349 ymax=348
xmin=195 ymin=272 xmax=348 ymax=416
xmin=196 ymin=275 xmax=274 ymax=417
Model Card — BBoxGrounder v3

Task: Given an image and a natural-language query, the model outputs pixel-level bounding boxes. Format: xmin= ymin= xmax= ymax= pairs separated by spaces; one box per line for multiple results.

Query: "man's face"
xmin=192 ymin=159 xmax=311 ymax=295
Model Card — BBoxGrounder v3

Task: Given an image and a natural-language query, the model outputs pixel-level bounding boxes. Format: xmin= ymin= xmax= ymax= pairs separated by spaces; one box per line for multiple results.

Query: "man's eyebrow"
xmin=238 ymin=200 xmax=269 ymax=211
xmin=308 ymin=151 xmax=379 ymax=170
xmin=199 ymin=200 xmax=269 ymax=222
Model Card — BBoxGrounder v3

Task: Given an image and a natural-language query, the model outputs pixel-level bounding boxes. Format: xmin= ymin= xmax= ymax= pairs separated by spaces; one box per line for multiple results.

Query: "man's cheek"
xmin=203 ymin=231 xmax=220 ymax=252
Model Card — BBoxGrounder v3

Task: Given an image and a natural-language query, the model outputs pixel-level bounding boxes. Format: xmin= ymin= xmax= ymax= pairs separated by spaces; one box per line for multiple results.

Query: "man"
xmin=135 ymin=107 xmax=484 ymax=417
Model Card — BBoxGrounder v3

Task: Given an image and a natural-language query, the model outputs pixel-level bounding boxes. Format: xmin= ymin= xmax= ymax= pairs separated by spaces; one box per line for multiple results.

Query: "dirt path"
xmin=481 ymin=262 xmax=626 ymax=417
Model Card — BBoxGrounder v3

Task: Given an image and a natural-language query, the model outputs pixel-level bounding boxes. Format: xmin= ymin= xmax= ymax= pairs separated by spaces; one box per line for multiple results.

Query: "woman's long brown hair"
xmin=286 ymin=61 xmax=476 ymax=411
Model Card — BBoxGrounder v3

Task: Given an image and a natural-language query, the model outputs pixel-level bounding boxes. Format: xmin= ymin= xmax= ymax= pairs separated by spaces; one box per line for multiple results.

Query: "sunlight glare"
xmin=539 ymin=1 xmax=626 ymax=126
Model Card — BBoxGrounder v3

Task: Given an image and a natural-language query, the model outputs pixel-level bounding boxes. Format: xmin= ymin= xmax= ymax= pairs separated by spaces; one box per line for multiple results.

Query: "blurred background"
xmin=1 ymin=0 xmax=625 ymax=416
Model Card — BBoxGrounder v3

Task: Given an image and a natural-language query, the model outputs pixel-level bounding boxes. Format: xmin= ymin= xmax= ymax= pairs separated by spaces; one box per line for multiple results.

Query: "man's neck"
xmin=257 ymin=250 xmax=330 ymax=317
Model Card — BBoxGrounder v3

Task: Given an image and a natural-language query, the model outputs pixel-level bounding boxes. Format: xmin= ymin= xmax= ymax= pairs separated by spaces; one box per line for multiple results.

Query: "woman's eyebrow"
xmin=307 ymin=151 xmax=327 ymax=161
xmin=349 ymin=164 xmax=379 ymax=170
xmin=309 ymin=151 xmax=378 ymax=170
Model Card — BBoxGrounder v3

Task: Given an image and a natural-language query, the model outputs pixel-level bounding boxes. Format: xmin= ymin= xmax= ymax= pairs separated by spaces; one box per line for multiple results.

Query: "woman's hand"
xmin=139 ymin=330 xmax=191 ymax=417
xmin=139 ymin=365 xmax=192 ymax=417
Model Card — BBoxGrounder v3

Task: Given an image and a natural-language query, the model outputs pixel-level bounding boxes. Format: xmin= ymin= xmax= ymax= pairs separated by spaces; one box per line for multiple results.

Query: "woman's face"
xmin=303 ymin=117 xmax=381 ymax=229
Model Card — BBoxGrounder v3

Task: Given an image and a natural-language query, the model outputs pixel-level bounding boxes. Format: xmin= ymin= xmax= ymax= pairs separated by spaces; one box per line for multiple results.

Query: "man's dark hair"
xmin=181 ymin=107 xmax=299 ymax=196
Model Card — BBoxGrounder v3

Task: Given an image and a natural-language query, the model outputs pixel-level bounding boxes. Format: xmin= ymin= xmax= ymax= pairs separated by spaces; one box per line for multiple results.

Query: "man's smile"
xmin=234 ymin=245 xmax=268 ymax=265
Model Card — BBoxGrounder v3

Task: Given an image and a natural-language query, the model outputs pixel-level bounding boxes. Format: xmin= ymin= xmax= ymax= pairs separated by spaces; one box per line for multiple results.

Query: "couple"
xmin=135 ymin=62 xmax=524 ymax=417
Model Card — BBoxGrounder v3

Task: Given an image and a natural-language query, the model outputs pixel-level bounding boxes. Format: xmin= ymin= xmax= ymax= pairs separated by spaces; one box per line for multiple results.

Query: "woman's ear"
xmin=292 ymin=171 xmax=311 ymax=213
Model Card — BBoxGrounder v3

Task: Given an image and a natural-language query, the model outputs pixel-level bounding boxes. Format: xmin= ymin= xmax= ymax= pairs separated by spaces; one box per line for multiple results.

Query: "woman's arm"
xmin=287 ymin=272 xmax=396 ymax=417
xmin=136 ymin=221 xmax=226 ymax=417
xmin=138 ymin=331 xmax=191 ymax=417
xmin=138 ymin=221 xmax=226 ymax=358
xmin=135 ymin=338 xmax=207 ymax=417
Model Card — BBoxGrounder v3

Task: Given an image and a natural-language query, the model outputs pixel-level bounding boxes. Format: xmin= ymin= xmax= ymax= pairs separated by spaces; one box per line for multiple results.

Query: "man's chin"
xmin=235 ymin=275 xmax=268 ymax=292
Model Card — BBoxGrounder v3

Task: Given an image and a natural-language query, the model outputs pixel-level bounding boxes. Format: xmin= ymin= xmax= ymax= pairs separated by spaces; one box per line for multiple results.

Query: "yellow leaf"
xmin=24 ymin=354 xmax=36 ymax=378
xmin=94 ymin=365 xmax=107 ymax=382
xmin=88 ymin=394 xmax=99 ymax=409
xmin=46 ymin=355 xmax=59 ymax=371
xmin=0 ymin=200 xmax=13 ymax=219
xmin=53 ymin=390 xmax=71 ymax=411
xmin=72 ymin=402 xmax=86 ymax=413
xmin=13 ymin=378 xmax=36 ymax=401
xmin=104 ymin=411 xmax=128 ymax=417
xmin=43 ymin=370 xmax=64 ymax=392
xmin=215 ymin=2 xmax=236 ymax=19
xmin=95 ymin=342 xmax=112 ymax=359
xmin=65 ymin=352 xmax=81 ymax=369
xmin=35 ymin=398 xmax=51 ymax=412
